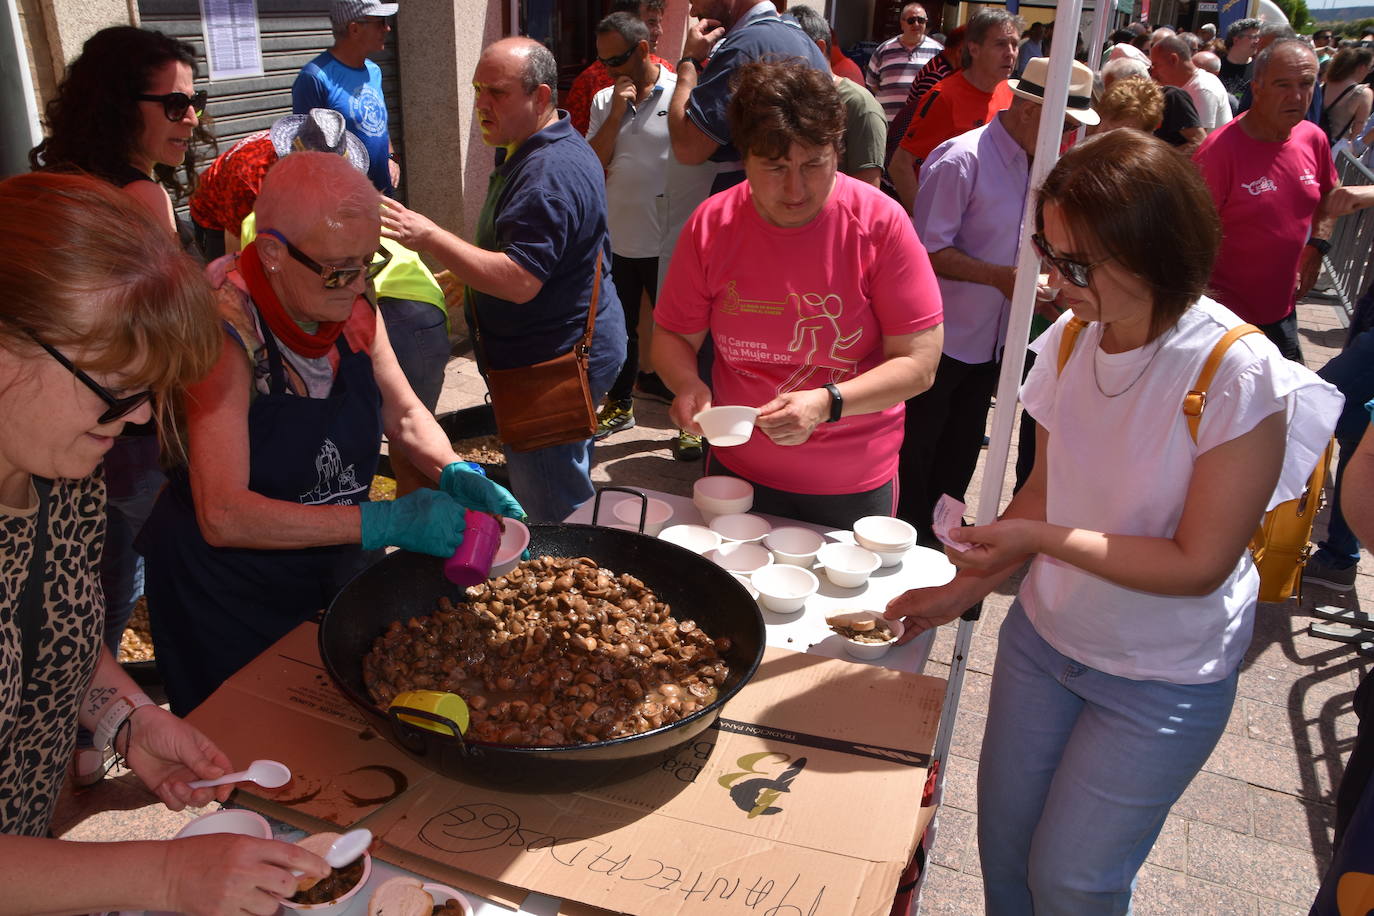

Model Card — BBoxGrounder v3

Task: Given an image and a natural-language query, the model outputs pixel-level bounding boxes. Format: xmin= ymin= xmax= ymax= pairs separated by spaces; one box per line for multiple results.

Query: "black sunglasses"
xmin=261 ymin=229 xmax=392 ymax=289
xmin=137 ymin=89 xmax=208 ymax=122
xmin=27 ymin=330 xmax=153 ymax=424
xmin=598 ymin=44 xmax=638 ymax=67
xmin=906 ymin=15 xmax=928 ymax=24
xmin=1030 ymin=233 xmax=1112 ymax=288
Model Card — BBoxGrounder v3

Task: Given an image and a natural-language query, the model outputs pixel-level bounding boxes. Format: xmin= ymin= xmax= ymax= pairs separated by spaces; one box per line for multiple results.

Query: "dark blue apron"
xmin=141 ymin=306 xmax=383 ymax=715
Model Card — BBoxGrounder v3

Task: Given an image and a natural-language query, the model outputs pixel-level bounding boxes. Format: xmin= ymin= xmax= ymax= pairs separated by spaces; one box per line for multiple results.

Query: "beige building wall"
xmin=19 ymin=0 xmax=131 ymax=128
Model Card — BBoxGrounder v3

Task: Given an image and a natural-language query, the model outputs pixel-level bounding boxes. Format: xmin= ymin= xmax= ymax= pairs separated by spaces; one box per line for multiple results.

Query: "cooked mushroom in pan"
xmin=362 ymin=556 xmax=732 ymax=746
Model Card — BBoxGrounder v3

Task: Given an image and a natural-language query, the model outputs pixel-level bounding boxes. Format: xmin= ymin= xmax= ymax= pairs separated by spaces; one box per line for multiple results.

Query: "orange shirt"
xmin=899 ymin=73 xmax=1014 ymax=164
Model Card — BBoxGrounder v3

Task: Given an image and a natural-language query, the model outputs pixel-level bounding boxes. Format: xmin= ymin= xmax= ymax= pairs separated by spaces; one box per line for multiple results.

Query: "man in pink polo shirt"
xmin=1194 ymin=38 xmax=1338 ymax=361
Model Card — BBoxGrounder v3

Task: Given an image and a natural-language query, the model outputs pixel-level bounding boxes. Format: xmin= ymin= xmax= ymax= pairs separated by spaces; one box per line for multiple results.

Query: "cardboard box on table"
xmin=189 ymin=622 xmax=945 ymax=916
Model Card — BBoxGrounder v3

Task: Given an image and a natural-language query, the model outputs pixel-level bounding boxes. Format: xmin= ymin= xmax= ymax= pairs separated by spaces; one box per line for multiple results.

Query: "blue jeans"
xmin=1315 ymin=284 xmax=1374 ymax=567
xmin=979 ymin=601 xmax=1237 ymax=915
xmin=502 ymin=333 xmax=625 ymax=523
xmin=379 ymin=297 xmax=448 ymax=413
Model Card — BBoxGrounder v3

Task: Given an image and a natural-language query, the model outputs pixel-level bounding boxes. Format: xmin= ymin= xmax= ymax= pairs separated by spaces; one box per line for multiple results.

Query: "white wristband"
xmin=93 ymin=691 xmax=154 ymax=752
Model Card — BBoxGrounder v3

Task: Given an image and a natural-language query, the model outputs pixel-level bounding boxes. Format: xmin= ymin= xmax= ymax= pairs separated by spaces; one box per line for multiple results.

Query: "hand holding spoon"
xmin=187 ymin=758 xmax=291 ymax=790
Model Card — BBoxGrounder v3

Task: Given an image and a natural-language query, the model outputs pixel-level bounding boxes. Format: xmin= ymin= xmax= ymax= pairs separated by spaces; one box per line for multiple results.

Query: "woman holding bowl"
xmin=140 ymin=152 xmax=522 ymax=716
xmin=886 ymin=130 xmax=1340 ymax=913
xmin=0 ymin=171 xmax=329 ymax=913
xmin=29 ymin=24 xmax=212 ymax=781
xmin=652 ymin=59 xmax=944 ymax=530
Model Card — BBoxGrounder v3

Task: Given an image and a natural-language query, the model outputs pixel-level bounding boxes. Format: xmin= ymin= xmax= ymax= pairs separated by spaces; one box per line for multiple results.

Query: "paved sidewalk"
xmin=54 ymin=298 xmax=1367 ymax=915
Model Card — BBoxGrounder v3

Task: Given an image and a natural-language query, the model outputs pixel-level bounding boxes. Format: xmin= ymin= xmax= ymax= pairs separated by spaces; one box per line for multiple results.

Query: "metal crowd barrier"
xmin=1323 ymin=149 xmax=1374 ymax=323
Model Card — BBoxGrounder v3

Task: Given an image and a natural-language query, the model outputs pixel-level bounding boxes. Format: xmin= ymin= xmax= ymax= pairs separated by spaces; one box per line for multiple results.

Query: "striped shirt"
xmin=866 ymin=34 xmax=944 ymax=121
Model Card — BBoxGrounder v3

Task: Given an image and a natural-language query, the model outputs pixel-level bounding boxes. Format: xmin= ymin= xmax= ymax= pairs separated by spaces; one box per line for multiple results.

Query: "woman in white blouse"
xmin=887 ymin=129 xmax=1341 ymax=914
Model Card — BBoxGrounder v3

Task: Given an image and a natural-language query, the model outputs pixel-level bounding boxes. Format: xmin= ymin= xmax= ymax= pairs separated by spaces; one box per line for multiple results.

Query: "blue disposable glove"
xmin=359 ymin=489 xmax=468 ymax=556
xmin=440 ymin=461 xmax=526 ymax=520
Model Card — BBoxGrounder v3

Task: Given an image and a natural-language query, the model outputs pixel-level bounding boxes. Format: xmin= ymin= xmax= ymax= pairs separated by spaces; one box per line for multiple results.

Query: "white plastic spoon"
xmin=292 ymin=828 xmax=373 ymax=881
xmin=321 ymin=828 xmax=372 ymax=869
xmin=187 ymin=758 xmax=291 ymax=790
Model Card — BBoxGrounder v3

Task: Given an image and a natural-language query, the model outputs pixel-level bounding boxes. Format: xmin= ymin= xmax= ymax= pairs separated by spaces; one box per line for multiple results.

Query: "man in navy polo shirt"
xmin=380 ymin=38 xmax=625 ymax=522
xmin=668 ymin=0 xmax=830 ymax=195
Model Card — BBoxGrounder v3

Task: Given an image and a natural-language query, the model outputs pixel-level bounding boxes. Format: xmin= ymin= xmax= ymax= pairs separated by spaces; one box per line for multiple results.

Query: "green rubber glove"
xmin=359 ymin=489 xmax=468 ymax=556
xmin=440 ymin=462 xmax=526 ymax=520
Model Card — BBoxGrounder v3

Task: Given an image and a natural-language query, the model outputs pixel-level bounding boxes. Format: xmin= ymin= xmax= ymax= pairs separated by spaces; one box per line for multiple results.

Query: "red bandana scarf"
xmin=239 ymin=240 xmax=345 ymax=359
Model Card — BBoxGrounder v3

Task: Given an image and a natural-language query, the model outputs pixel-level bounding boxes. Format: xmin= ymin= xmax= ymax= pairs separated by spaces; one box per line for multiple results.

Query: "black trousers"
xmin=896 ymin=354 xmax=1001 ymax=539
xmin=606 ymin=254 xmax=659 ymax=403
xmin=1260 ymin=311 xmax=1305 ymax=364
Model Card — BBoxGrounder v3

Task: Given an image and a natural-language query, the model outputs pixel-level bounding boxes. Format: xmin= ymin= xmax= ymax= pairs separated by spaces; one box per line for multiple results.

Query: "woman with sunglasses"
xmin=139 ymin=152 xmax=523 ymax=716
xmin=886 ymin=130 xmax=1341 ymax=913
xmin=0 ymin=171 xmax=332 ymax=914
xmin=29 ymin=24 xmax=210 ymax=785
xmin=30 ymin=25 xmax=208 ymax=240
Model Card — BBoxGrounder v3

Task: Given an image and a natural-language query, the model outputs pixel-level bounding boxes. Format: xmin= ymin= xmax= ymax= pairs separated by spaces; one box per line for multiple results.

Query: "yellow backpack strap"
xmin=1056 ymin=317 xmax=1089 ymax=375
xmin=1182 ymin=323 xmax=1263 ymax=444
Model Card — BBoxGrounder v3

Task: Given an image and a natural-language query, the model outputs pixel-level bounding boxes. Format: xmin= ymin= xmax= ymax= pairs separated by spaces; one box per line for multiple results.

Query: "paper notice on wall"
xmin=199 ymin=0 xmax=264 ymax=81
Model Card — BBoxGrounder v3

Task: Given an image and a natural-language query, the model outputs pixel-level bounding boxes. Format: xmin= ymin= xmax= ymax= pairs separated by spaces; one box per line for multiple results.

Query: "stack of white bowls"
xmin=852 ymin=516 xmax=917 ymax=567
xmin=693 ymin=476 xmax=754 ymax=521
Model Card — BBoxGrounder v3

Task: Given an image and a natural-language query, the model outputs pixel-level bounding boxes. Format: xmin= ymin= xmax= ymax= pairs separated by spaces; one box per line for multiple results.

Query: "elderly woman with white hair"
xmin=141 ymin=152 xmax=523 ymax=715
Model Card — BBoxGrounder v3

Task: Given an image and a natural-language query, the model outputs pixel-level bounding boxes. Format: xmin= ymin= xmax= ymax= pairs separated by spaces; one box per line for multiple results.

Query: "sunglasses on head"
xmin=26 ymin=330 xmax=153 ymax=424
xmin=261 ymin=229 xmax=392 ymax=289
xmin=598 ymin=45 xmax=638 ymax=67
xmin=906 ymin=14 xmax=928 ymax=24
xmin=1030 ymin=233 xmax=1112 ymax=288
xmin=137 ymin=89 xmax=208 ymax=122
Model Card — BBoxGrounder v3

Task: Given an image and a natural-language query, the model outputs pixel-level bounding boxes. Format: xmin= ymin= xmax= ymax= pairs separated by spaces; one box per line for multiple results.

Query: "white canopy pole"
xmin=1088 ymin=0 xmax=1113 ymax=72
xmin=918 ymin=3 xmax=1087 ymax=910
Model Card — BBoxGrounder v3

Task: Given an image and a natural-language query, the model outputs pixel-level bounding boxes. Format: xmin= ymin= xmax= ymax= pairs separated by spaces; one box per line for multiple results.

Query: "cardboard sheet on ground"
xmin=190 ymin=622 xmax=944 ymax=916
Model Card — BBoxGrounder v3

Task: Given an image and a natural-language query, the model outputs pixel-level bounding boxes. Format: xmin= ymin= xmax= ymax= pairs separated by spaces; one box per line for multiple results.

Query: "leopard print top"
xmin=0 ymin=474 xmax=104 ymax=836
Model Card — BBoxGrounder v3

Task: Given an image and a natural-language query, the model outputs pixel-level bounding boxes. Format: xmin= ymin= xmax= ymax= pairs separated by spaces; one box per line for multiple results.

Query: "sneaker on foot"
xmin=633 ymin=372 xmax=675 ymax=404
xmin=672 ymin=430 xmax=703 ymax=461
xmin=1305 ymin=553 xmax=1358 ymax=593
xmin=596 ymin=401 xmax=636 ymax=439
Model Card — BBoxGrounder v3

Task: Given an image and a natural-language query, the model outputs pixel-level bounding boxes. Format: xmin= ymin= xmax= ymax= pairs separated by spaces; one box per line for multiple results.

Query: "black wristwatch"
xmin=678 ymin=56 xmax=703 ymax=72
xmin=1307 ymin=237 xmax=1332 ymax=256
xmin=823 ymin=383 xmax=843 ymax=423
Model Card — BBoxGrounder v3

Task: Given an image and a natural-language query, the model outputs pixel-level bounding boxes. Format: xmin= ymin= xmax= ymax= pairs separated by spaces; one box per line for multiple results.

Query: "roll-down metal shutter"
xmin=137 ymin=0 xmax=404 ymax=200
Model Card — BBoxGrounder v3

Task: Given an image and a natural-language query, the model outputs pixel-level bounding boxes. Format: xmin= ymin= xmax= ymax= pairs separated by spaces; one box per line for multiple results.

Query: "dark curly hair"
xmin=728 ymin=59 xmax=844 ymax=161
xmin=29 ymin=26 xmax=212 ymax=200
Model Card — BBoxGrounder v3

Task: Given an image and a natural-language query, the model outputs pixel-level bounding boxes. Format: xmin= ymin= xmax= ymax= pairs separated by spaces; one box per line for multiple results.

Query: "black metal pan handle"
xmin=591 ymin=486 xmax=648 ymax=531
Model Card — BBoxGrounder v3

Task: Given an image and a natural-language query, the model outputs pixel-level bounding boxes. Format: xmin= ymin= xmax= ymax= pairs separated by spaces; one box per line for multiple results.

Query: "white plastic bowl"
xmin=817 ymin=542 xmax=882 ymax=588
xmin=173 ymin=808 xmax=272 ymax=840
xmin=853 ymin=515 xmax=918 ymax=552
xmin=730 ymin=571 xmax=760 ymax=600
xmin=489 ymin=518 xmax=530 ymax=577
xmin=658 ymin=523 xmax=723 ymax=554
xmin=764 ymin=526 xmax=826 ymax=566
xmin=693 ymin=475 xmax=754 ymax=518
xmin=751 ymin=564 xmax=819 ymax=614
xmin=281 ymin=851 xmax=372 ymax=914
xmin=709 ymin=512 xmax=772 ymax=543
xmin=826 ymin=610 xmax=905 ymax=660
xmin=869 ymin=544 xmax=910 ymax=568
xmin=705 ymin=541 xmax=774 ymax=575
xmin=424 ymin=882 xmax=475 ymax=915
xmin=694 ymin=405 xmax=760 ymax=447
xmin=612 ymin=496 xmax=674 ymax=535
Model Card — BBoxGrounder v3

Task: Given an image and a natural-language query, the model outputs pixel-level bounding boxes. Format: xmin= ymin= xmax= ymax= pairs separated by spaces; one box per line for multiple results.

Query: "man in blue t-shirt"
xmin=293 ymin=0 xmax=399 ymax=195
xmin=378 ymin=38 xmax=626 ymax=524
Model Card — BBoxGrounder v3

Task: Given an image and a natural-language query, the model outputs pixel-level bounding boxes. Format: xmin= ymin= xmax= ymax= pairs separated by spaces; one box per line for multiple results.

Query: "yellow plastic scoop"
xmin=388 ymin=690 xmax=470 ymax=737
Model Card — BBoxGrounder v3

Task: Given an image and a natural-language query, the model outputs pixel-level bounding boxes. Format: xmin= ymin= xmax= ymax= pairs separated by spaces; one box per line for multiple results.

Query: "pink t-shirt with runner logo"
xmin=1194 ymin=117 xmax=1336 ymax=325
xmin=657 ymin=172 xmax=943 ymax=495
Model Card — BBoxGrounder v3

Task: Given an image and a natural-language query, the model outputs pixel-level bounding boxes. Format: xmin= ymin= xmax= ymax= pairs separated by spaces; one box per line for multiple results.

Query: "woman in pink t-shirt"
xmin=654 ymin=60 xmax=944 ymax=529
